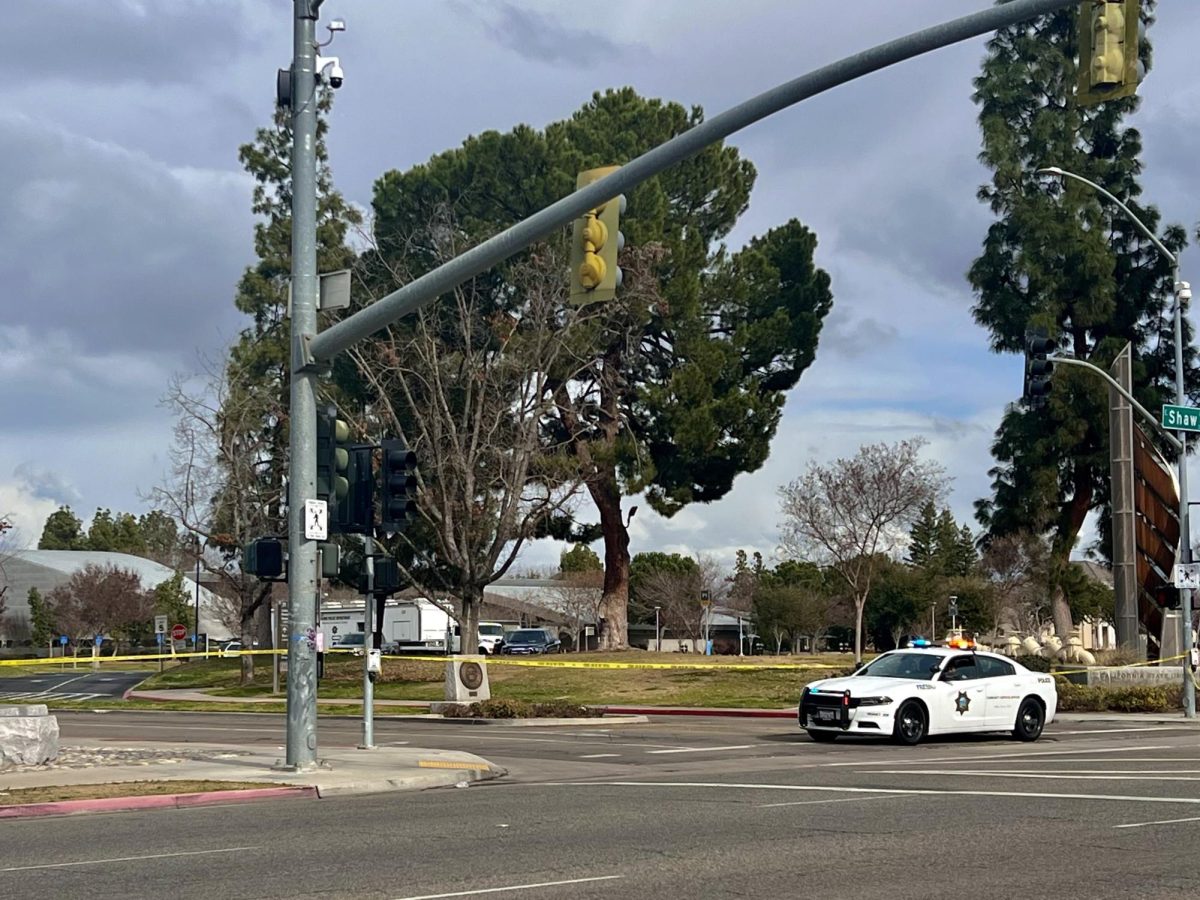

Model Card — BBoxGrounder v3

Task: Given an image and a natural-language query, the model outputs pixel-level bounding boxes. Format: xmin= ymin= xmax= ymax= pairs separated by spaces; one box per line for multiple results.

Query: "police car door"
xmin=935 ymin=654 xmax=989 ymax=732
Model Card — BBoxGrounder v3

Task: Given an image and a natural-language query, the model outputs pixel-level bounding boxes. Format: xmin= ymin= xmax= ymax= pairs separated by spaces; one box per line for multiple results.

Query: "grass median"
xmin=0 ymin=781 xmax=284 ymax=806
xmin=138 ymin=651 xmax=855 ymax=709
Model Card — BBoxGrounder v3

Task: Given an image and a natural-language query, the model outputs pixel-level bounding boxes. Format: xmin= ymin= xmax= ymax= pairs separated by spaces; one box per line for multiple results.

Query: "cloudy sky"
xmin=4 ymin=0 xmax=1200 ymax=573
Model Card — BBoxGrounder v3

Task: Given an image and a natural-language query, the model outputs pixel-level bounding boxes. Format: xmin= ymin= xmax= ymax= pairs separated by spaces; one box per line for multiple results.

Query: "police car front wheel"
xmin=893 ymin=700 xmax=927 ymax=746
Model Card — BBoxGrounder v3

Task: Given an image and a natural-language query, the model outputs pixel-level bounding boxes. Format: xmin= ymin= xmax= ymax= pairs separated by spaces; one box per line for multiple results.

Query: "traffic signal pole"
xmin=286 ymin=0 xmax=323 ymax=770
xmin=283 ymin=0 xmax=1083 ymax=766
xmin=304 ymin=0 xmax=1078 ymax=366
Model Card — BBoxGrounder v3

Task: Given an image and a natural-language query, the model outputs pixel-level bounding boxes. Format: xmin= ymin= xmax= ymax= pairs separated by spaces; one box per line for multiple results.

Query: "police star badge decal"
xmin=955 ymin=691 xmax=971 ymax=715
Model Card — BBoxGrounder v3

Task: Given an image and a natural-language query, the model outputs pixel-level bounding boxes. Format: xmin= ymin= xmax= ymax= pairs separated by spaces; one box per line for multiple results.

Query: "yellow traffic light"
xmin=1077 ymin=0 xmax=1142 ymax=106
xmin=569 ymin=166 xmax=625 ymax=305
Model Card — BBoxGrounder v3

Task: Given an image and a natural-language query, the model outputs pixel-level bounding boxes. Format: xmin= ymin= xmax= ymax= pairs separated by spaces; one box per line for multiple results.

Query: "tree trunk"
xmin=592 ymin=475 xmax=630 ymax=651
xmin=240 ymin=615 xmax=256 ymax=685
xmin=1050 ymin=583 xmax=1073 ymax=648
xmin=854 ymin=597 xmax=866 ymax=665
xmin=461 ymin=589 xmax=480 ymax=656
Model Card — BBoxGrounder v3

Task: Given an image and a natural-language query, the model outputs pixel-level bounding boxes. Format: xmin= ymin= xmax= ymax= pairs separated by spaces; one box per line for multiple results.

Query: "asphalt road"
xmin=5 ymin=712 xmax=1200 ymax=899
xmin=0 ymin=670 xmax=146 ymax=703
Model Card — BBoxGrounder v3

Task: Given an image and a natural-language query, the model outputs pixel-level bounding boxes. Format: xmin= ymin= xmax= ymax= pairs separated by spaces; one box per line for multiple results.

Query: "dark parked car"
xmin=499 ymin=628 xmax=563 ymax=655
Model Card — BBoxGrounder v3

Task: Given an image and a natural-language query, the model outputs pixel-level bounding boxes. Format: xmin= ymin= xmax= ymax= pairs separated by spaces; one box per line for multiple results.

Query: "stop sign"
xmin=171 ymin=624 xmax=187 ymax=641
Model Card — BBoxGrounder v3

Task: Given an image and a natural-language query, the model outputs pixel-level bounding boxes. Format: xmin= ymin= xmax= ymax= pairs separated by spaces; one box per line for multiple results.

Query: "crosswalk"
xmin=0 ymin=692 xmax=106 ymax=703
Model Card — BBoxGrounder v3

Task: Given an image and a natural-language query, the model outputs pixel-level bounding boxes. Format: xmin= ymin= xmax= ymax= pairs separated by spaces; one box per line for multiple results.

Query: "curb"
xmin=0 ymin=786 xmax=316 ymax=819
xmin=601 ymin=706 xmax=797 ymax=719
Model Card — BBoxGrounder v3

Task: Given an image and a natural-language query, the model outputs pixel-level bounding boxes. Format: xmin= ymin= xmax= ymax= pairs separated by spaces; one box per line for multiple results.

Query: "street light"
xmin=1037 ymin=164 xmax=1194 ymax=718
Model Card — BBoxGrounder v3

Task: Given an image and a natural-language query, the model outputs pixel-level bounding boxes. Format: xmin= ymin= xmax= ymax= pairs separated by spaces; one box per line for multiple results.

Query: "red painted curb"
xmin=0 ymin=786 xmax=316 ymax=819
xmin=602 ymin=706 xmax=798 ymax=719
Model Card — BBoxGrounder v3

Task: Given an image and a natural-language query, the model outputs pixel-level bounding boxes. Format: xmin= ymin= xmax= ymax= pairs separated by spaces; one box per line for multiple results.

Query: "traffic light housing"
xmin=379 ymin=438 xmax=418 ymax=534
xmin=569 ymin=166 xmax=625 ymax=305
xmin=332 ymin=446 xmax=375 ymax=536
xmin=1024 ymin=327 xmax=1055 ymax=409
xmin=1077 ymin=1 xmax=1143 ymax=107
xmin=243 ymin=538 xmax=284 ymax=579
xmin=317 ymin=409 xmax=351 ymax=512
xmin=1154 ymin=585 xmax=1180 ymax=610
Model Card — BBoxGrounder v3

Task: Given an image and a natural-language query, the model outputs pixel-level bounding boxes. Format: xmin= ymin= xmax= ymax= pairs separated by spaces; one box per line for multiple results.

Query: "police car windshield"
xmin=857 ymin=652 xmax=941 ymax=680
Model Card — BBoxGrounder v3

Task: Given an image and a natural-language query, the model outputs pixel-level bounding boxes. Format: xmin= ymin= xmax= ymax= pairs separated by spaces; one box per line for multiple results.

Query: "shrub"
xmin=1015 ymin=655 xmax=1053 ymax=673
xmin=441 ymin=698 xmax=602 ymax=719
xmin=1093 ymin=648 xmax=1143 ymax=668
xmin=1054 ymin=678 xmax=1182 ymax=713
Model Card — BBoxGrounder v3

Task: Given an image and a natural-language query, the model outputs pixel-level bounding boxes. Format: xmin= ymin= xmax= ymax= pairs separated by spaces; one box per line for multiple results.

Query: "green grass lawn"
xmin=137 ymin=652 xmax=855 ymax=709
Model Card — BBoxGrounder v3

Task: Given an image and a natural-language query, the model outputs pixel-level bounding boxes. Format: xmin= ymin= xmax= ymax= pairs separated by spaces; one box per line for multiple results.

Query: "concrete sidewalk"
xmin=0 ymin=739 xmax=505 ymax=817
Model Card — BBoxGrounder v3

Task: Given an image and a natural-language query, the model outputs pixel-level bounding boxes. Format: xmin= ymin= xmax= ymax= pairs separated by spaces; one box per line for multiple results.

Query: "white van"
xmin=477 ymin=622 xmax=505 ymax=655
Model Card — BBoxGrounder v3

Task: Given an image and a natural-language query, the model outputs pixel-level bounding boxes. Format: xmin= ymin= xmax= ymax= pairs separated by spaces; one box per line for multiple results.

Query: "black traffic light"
xmin=1024 ymin=327 xmax=1055 ymax=409
xmin=379 ymin=438 xmax=418 ymax=534
xmin=332 ymin=445 xmax=375 ymax=536
xmin=243 ymin=538 xmax=284 ymax=579
xmin=317 ymin=409 xmax=351 ymax=510
xmin=1154 ymin=585 xmax=1181 ymax=610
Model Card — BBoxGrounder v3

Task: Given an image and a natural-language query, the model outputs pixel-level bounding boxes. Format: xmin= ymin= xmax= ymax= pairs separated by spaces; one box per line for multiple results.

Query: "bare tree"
xmin=346 ymin=225 xmax=594 ymax=653
xmin=979 ymin=532 xmax=1052 ymax=636
xmin=633 ymin=556 xmax=723 ymax=647
xmin=48 ymin=564 xmax=153 ymax=656
xmin=152 ymin=356 xmax=280 ymax=684
xmin=778 ymin=438 xmax=948 ymax=663
xmin=544 ymin=570 xmax=604 ymax=650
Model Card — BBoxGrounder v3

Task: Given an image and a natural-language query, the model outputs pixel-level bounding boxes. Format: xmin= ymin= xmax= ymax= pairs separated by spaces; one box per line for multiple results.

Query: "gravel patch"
xmin=6 ymin=746 xmax=251 ymax=772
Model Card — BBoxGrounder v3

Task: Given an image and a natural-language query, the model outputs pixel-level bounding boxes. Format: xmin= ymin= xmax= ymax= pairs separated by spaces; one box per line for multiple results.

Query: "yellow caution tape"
xmin=0 ymin=648 xmax=834 ymax=672
xmin=1052 ymin=652 xmax=1192 ymax=677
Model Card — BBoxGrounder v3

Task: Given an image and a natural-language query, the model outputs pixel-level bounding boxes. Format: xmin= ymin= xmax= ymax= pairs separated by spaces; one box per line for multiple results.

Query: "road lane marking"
xmin=35 ymin=673 xmax=95 ymax=693
xmin=579 ymin=753 xmax=620 ymax=759
xmin=0 ymin=846 xmax=260 ymax=873
xmin=758 ymin=795 xmax=903 ymax=809
xmin=646 ymin=744 xmax=755 ymax=755
xmin=1051 ymin=727 xmax=1195 ymax=735
xmin=547 ymin=781 xmax=1200 ymax=805
xmin=1115 ymin=815 xmax=1200 ymax=829
xmin=823 ymin=745 xmax=1174 ymax=767
xmin=862 ymin=769 xmax=1200 ymax=782
xmin=391 ymin=874 xmax=622 ymax=899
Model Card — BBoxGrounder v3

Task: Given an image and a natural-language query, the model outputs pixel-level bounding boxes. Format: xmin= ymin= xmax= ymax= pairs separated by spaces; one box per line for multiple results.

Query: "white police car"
xmin=799 ymin=640 xmax=1057 ymax=745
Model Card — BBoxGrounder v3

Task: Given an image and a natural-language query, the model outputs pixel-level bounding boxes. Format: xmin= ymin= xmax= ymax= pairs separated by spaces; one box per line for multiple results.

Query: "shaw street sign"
xmin=1162 ymin=405 xmax=1200 ymax=433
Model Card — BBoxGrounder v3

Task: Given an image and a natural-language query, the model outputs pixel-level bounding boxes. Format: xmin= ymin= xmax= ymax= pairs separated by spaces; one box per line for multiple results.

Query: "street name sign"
xmin=1162 ymin=404 xmax=1200 ymax=433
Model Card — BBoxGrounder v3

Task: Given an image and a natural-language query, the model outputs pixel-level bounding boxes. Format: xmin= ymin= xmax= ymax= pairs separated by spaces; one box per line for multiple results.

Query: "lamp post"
xmin=1037 ymin=165 xmax=1194 ymax=718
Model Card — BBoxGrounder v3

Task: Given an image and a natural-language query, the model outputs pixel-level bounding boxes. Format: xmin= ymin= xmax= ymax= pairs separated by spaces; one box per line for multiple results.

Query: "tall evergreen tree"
xmin=27 ymin=587 xmax=55 ymax=647
xmin=969 ymin=2 xmax=1195 ymax=641
xmin=907 ymin=501 xmax=938 ymax=567
xmin=37 ymin=506 xmax=85 ymax=550
xmin=359 ymin=88 xmax=833 ymax=648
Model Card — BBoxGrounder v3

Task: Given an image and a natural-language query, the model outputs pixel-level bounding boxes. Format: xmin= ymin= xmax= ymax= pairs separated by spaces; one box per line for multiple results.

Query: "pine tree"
xmin=38 ymin=506 xmax=85 ymax=550
xmin=27 ymin=587 xmax=55 ymax=647
xmin=907 ymin=501 xmax=938 ymax=567
xmin=969 ymin=2 xmax=1195 ymax=639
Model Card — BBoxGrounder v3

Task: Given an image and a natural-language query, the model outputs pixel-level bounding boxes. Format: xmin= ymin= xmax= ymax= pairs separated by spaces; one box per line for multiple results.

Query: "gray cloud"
xmin=5 ymin=0 xmax=265 ymax=88
xmin=819 ymin=312 xmax=900 ymax=359
xmin=0 ymin=114 xmax=251 ymax=358
xmin=476 ymin=3 xmax=643 ymax=67
xmin=12 ymin=462 xmax=80 ymax=507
